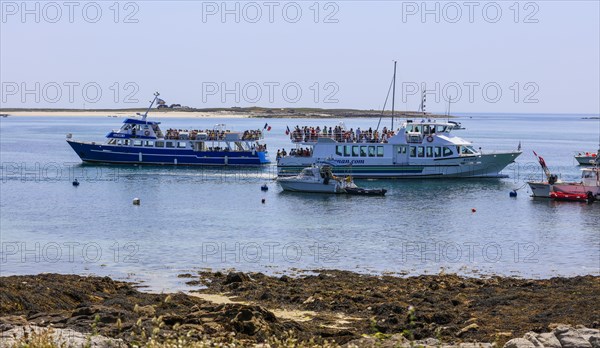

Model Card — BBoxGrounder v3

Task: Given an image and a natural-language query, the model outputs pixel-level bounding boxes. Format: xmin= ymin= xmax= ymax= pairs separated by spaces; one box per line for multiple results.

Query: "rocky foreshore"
xmin=1 ymin=271 xmax=598 ymax=347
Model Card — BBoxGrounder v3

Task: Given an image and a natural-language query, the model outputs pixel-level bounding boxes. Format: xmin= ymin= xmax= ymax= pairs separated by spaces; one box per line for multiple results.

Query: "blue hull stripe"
xmin=68 ymin=141 xmax=270 ymax=165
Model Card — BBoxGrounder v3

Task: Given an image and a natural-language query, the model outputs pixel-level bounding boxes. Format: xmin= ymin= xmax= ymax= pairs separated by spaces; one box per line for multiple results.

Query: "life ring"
xmin=144 ymin=130 xmax=150 ymax=136
xmin=426 ymin=136 xmax=434 ymax=143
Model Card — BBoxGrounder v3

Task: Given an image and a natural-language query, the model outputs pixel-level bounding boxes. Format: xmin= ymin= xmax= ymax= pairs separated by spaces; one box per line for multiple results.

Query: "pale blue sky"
xmin=1 ymin=1 xmax=599 ymax=114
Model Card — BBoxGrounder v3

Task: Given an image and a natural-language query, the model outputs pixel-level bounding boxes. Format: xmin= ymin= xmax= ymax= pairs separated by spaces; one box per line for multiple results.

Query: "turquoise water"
xmin=1 ymin=114 xmax=599 ymax=291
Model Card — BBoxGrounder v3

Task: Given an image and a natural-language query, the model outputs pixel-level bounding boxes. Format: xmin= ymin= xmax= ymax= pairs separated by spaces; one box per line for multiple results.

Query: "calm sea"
xmin=1 ymin=114 xmax=599 ymax=291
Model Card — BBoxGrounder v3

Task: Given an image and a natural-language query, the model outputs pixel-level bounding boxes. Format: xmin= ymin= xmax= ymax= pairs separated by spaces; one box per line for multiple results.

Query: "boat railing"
xmin=290 ymin=130 xmax=394 ymax=144
xmin=163 ymin=129 xmax=264 ymax=141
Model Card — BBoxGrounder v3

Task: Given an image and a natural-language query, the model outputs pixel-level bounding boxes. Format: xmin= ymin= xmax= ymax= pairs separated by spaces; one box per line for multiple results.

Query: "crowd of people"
xmin=289 ymin=125 xmax=395 ymax=143
xmin=162 ymin=128 xmax=263 ymax=141
xmin=276 ymin=147 xmax=312 ymax=159
xmin=165 ymin=128 xmax=226 ymax=140
xmin=241 ymin=130 xmax=263 ymax=140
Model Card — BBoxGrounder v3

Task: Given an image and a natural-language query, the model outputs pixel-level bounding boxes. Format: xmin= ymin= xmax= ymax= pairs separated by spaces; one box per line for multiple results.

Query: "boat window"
xmin=336 ymin=145 xmax=343 ymax=156
xmin=426 ymin=147 xmax=433 ymax=157
xmin=178 ymin=142 xmax=187 ymax=148
xmin=155 ymin=141 xmax=164 ymax=147
xmin=443 ymin=147 xmax=453 ymax=157
xmin=423 ymin=125 xmax=431 ymax=135
xmin=410 ymin=146 xmax=416 ymax=157
xmin=352 ymin=146 xmax=359 ymax=157
xmin=124 ymin=140 xmax=130 ymax=146
xmin=145 ymin=141 xmax=154 ymax=147
xmin=464 ymin=146 xmax=477 ymax=154
xmin=344 ymin=146 xmax=351 ymax=157
xmin=436 ymin=125 xmax=447 ymax=133
xmin=405 ymin=124 xmax=413 ymax=132
xmin=377 ymin=146 xmax=384 ymax=157
xmin=434 ymin=146 xmax=441 ymax=158
xmin=108 ymin=139 xmax=116 ymax=144
xmin=360 ymin=146 xmax=367 ymax=157
xmin=369 ymin=146 xmax=376 ymax=157
xmin=414 ymin=126 xmax=421 ymax=133
xmin=417 ymin=146 xmax=424 ymax=157
xmin=116 ymin=140 xmax=122 ymax=146
xmin=133 ymin=140 xmax=143 ymax=146
xmin=166 ymin=142 xmax=175 ymax=148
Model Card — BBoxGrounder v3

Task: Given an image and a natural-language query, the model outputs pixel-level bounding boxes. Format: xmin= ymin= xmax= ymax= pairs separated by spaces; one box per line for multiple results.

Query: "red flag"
xmin=267 ymin=126 xmax=272 ymax=131
xmin=285 ymin=126 xmax=290 ymax=135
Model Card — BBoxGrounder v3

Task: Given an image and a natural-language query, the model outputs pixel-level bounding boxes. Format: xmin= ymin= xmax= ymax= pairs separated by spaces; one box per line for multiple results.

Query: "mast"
xmin=391 ymin=61 xmax=397 ymax=130
xmin=447 ymin=95 xmax=452 ymax=122
xmin=142 ymin=92 xmax=160 ymax=120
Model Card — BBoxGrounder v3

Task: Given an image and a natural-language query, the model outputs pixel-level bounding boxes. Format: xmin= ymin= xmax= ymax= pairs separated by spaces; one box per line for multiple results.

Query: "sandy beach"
xmin=2 ymin=110 xmax=253 ymax=118
xmin=0 ymin=108 xmax=445 ymax=119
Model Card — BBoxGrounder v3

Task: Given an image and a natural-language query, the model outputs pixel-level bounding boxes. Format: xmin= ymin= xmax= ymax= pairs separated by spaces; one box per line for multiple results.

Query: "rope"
xmin=513 ymin=182 xmax=528 ymax=191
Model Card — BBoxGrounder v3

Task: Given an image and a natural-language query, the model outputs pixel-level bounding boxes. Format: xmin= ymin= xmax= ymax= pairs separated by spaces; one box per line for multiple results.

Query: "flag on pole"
xmin=263 ymin=123 xmax=268 ymax=130
xmin=157 ymin=98 xmax=166 ymax=105
xmin=285 ymin=125 xmax=290 ymax=135
xmin=517 ymin=141 xmax=522 ymax=151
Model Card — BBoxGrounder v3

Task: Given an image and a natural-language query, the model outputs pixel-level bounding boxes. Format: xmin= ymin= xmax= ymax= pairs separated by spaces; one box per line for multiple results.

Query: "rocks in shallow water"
xmin=504 ymin=338 xmax=536 ymax=348
xmin=535 ymin=332 xmax=562 ymax=348
xmin=456 ymin=323 xmax=479 ymax=337
xmin=503 ymin=326 xmax=600 ymax=348
xmin=224 ymin=272 xmax=250 ymax=285
xmin=554 ymin=326 xmax=593 ymax=348
xmin=0 ymin=325 xmax=125 ymax=347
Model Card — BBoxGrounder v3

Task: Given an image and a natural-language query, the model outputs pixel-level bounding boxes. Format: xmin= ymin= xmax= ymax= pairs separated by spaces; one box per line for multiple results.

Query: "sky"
xmin=1 ymin=0 xmax=599 ymax=114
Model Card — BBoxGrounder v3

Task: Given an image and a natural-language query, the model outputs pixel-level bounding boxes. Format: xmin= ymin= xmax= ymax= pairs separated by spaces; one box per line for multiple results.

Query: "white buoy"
xmin=133 ymin=198 xmax=141 ymax=205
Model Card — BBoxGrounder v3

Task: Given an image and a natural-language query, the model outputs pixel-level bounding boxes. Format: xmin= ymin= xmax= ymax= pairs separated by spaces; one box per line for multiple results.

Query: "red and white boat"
xmin=528 ymin=151 xmax=599 ymax=202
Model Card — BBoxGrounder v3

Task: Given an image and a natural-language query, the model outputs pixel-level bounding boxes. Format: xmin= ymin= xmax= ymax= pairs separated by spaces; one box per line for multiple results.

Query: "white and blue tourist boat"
xmin=277 ymin=121 xmax=521 ymax=178
xmin=277 ymin=62 xmax=521 ymax=178
xmin=67 ymin=93 xmax=270 ymax=165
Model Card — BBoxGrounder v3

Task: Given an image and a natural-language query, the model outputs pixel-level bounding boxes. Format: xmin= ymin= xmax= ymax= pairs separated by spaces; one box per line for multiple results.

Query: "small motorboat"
xmin=575 ymin=150 xmax=598 ymax=165
xmin=278 ymin=165 xmax=349 ymax=193
xmin=278 ymin=165 xmax=388 ymax=196
xmin=345 ymin=187 xmax=387 ymax=196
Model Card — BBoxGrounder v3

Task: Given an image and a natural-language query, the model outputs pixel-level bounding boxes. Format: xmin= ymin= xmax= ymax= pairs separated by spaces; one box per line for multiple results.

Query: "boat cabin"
xmin=105 ymin=119 xmax=265 ymax=152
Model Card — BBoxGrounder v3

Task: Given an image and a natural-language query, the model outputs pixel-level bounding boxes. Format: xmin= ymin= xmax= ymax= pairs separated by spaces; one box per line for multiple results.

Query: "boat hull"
xmin=552 ymin=183 xmax=600 ymax=196
xmin=575 ymin=156 xmax=597 ymax=165
xmin=278 ymin=152 xmax=520 ymax=179
xmin=527 ymin=182 xmax=553 ymax=198
xmin=278 ymin=180 xmax=342 ymax=193
xmin=67 ymin=140 xmax=270 ymax=165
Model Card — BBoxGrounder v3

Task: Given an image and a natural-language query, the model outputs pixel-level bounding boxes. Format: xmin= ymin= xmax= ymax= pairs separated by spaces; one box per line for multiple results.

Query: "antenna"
xmin=391 ymin=60 xmax=397 ymax=130
xmin=447 ymin=95 xmax=452 ymax=123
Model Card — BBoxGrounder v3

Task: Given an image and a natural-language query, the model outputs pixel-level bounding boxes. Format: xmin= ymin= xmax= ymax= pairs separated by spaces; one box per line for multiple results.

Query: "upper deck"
xmin=288 ymin=120 xmax=465 ymax=146
xmin=106 ymin=119 xmax=264 ymax=142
